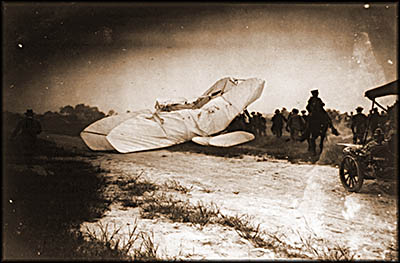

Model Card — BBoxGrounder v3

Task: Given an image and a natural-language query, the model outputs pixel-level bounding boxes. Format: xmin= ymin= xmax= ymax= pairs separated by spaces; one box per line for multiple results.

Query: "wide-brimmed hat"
xmin=25 ymin=109 xmax=34 ymax=116
xmin=311 ymin=89 xmax=319 ymax=95
xmin=356 ymin=106 xmax=363 ymax=112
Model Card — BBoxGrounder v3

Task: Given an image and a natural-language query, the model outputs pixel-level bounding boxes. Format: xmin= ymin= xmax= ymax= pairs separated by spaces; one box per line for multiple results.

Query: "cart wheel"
xmin=339 ymin=155 xmax=364 ymax=192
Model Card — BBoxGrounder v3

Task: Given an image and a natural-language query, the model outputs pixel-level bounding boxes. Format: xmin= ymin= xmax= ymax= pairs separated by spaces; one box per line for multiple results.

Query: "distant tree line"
xmin=54 ymin=103 xmax=106 ymax=121
xmin=4 ymin=104 xmax=112 ymax=137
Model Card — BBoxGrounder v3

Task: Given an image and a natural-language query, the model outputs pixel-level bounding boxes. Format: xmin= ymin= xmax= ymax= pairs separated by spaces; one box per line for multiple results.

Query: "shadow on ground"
xmin=2 ymin=138 xmax=112 ymax=260
xmin=167 ymin=135 xmax=322 ymax=163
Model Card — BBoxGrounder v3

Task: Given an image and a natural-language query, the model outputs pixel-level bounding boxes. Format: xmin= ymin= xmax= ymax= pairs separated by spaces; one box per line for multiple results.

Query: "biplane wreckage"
xmin=80 ymin=77 xmax=265 ymax=153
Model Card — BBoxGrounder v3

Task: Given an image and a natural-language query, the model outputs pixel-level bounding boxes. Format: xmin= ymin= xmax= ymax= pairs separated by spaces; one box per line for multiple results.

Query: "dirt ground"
xmin=43 ymin=133 xmax=398 ymax=260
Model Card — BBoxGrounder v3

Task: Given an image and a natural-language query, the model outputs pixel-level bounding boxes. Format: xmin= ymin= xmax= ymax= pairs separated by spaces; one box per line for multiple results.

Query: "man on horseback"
xmin=306 ymin=90 xmax=325 ymax=114
xmin=305 ymin=90 xmax=339 ymax=135
xmin=303 ymin=90 xmax=339 ymax=154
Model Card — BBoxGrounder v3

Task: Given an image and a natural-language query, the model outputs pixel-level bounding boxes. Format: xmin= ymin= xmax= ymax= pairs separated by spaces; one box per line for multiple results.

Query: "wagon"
xmin=339 ymin=80 xmax=398 ymax=192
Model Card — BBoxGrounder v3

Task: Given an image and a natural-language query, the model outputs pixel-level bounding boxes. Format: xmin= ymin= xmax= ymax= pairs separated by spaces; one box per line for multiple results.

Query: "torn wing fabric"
xmin=154 ymin=77 xmax=247 ymax=112
xmin=81 ymin=77 xmax=265 ymax=153
xmin=80 ymin=110 xmax=152 ymax=151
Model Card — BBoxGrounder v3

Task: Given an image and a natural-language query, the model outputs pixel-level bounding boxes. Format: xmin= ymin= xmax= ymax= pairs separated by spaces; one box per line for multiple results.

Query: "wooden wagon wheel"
xmin=339 ymin=155 xmax=364 ymax=192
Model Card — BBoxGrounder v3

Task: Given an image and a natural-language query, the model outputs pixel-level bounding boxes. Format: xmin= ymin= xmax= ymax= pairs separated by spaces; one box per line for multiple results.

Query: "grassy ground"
xmin=168 ymin=130 xmax=352 ymax=166
xmin=2 ymin=138 xmax=131 ymax=260
xmin=2 ymin=119 xmax=393 ymax=260
xmin=110 ymin=173 xmax=357 ymax=260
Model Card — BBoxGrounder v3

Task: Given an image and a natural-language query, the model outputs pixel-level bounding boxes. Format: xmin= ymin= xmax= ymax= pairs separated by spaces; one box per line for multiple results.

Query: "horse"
xmin=303 ymin=110 xmax=332 ymax=155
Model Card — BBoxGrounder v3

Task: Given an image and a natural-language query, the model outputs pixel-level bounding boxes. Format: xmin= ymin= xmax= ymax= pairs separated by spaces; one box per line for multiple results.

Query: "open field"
xmin=2 ymin=128 xmax=398 ymax=260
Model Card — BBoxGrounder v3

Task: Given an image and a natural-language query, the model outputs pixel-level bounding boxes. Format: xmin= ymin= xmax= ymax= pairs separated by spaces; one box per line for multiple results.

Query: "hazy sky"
xmin=3 ymin=2 xmax=398 ymax=115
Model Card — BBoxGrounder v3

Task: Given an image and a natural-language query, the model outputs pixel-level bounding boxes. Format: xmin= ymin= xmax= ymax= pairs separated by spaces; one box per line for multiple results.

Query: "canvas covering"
xmin=80 ymin=77 xmax=265 ymax=153
xmin=364 ymin=79 xmax=398 ymax=100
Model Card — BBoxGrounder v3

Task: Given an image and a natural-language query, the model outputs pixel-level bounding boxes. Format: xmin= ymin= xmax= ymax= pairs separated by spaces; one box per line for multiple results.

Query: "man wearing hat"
xmin=271 ymin=109 xmax=287 ymax=138
xmin=11 ymin=109 xmax=42 ymax=163
xmin=304 ymin=89 xmax=339 ymax=138
xmin=351 ymin=106 xmax=368 ymax=144
xmin=368 ymin=107 xmax=381 ymax=134
xmin=306 ymin=90 xmax=325 ymax=115
xmin=286 ymin=108 xmax=305 ymax=141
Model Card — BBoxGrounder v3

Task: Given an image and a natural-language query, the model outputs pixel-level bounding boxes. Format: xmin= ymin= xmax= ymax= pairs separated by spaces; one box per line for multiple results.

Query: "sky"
xmin=2 ymin=2 xmax=398 ymax=115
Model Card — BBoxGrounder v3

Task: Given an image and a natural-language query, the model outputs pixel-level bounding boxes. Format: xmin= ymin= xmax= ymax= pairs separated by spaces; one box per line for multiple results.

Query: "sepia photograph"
xmin=2 ymin=1 xmax=398 ymax=260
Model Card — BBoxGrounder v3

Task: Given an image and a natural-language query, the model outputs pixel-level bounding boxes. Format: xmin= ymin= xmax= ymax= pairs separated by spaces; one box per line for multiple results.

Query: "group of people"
xmin=228 ymin=89 xmax=341 ymax=148
xmin=271 ymin=108 xmax=308 ymax=140
xmin=351 ymin=101 xmax=398 ymax=145
xmin=227 ymin=110 xmax=267 ymax=137
xmin=271 ymin=89 xmax=338 ymax=142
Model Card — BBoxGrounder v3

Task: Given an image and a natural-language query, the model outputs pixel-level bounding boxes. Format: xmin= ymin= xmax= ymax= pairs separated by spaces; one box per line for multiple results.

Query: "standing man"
xmin=11 ymin=109 xmax=42 ymax=164
xmin=260 ymin=113 xmax=267 ymax=136
xmin=286 ymin=108 xmax=305 ymax=141
xmin=351 ymin=106 xmax=368 ymax=144
xmin=271 ymin=109 xmax=287 ymax=138
xmin=368 ymin=108 xmax=380 ymax=133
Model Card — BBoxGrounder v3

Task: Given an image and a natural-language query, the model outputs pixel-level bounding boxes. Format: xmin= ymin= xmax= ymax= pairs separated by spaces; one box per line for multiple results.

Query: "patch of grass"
xmin=80 ymin=219 xmax=159 ymax=260
xmin=120 ymin=179 xmax=159 ymax=197
xmin=216 ymin=213 xmax=304 ymax=258
xmin=163 ymin=179 xmax=193 ymax=194
xmin=294 ymin=230 xmax=355 ymax=260
xmin=218 ymin=213 xmax=355 ymax=259
xmin=114 ymin=171 xmax=159 ymax=208
xmin=218 ymin=214 xmax=267 ymax=247
xmin=135 ymin=231 xmax=159 ymax=260
xmin=136 ymin=192 xmax=356 ymax=259
xmin=140 ymin=193 xmax=220 ymax=227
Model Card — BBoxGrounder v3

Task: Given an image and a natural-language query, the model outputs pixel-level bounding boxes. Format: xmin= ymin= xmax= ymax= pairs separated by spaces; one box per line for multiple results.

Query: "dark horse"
xmin=303 ymin=110 xmax=334 ymax=155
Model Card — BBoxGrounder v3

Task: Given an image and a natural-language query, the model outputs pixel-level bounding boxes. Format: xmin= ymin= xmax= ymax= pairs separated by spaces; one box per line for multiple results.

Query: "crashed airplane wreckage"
xmin=80 ymin=77 xmax=265 ymax=153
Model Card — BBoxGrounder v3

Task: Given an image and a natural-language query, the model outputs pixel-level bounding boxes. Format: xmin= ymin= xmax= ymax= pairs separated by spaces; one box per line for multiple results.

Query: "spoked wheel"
xmin=339 ymin=155 xmax=364 ymax=192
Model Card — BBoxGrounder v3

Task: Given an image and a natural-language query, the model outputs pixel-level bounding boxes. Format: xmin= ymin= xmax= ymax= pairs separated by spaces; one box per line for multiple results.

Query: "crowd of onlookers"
xmin=226 ymin=107 xmax=312 ymax=140
xmin=350 ymin=100 xmax=398 ymax=145
xmin=225 ymin=99 xmax=398 ymax=146
xmin=226 ymin=110 xmax=267 ymax=136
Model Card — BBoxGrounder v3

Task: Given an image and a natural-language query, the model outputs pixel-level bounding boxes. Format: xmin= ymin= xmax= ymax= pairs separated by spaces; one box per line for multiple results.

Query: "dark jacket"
xmin=271 ymin=113 xmax=286 ymax=128
xmin=287 ymin=114 xmax=305 ymax=131
xmin=306 ymin=96 xmax=325 ymax=115
xmin=12 ymin=117 xmax=42 ymax=140
xmin=351 ymin=113 xmax=368 ymax=133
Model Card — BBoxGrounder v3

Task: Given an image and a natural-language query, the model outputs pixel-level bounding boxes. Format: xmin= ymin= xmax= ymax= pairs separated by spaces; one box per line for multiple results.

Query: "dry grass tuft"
xmin=140 ymin=193 xmax=220 ymax=227
xmin=80 ymin=219 xmax=159 ymax=260
xmin=114 ymin=171 xmax=159 ymax=197
xmin=163 ymin=179 xmax=193 ymax=194
xmin=294 ymin=230 xmax=355 ymax=260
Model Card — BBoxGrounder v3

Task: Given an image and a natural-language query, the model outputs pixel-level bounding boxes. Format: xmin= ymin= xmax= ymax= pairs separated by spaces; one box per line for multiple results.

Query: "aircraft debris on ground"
xmin=80 ymin=77 xmax=265 ymax=153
